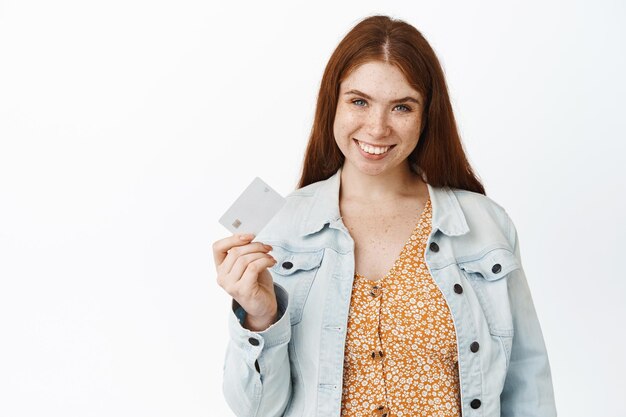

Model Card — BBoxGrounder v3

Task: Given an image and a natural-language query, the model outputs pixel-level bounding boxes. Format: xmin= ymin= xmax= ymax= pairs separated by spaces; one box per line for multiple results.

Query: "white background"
xmin=1 ymin=0 xmax=625 ymax=416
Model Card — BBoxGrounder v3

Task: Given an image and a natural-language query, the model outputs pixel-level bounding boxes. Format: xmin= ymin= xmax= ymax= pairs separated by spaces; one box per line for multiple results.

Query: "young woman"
xmin=213 ymin=15 xmax=557 ymax=417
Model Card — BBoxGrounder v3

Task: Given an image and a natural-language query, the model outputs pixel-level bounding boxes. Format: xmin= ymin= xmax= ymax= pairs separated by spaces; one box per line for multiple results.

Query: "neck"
xmin=339 ymin=161 xmax=425 ymax=204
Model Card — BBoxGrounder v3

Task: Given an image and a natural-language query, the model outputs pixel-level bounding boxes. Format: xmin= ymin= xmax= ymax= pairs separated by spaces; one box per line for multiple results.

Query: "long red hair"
xmin=296 ymin=15 xmax=485 ymax=195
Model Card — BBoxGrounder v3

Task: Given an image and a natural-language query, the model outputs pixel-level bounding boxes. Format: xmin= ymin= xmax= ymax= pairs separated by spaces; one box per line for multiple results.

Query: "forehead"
xmin=340 ymin=61 xmax=421 ymax=97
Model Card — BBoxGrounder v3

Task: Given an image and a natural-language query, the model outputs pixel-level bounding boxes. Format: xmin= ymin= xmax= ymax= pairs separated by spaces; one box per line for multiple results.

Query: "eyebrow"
xmin=343 ymin=89 xmax=421 ymax=105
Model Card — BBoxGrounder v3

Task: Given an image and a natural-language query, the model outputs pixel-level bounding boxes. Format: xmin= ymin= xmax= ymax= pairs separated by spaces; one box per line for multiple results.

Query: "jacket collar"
xmin=297 ymin=166 xmax=470 ymax=237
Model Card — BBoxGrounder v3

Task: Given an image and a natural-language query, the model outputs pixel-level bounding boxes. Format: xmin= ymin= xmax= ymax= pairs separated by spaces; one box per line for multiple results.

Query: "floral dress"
xmin=340 ymin=198 xmax=462 ymax=417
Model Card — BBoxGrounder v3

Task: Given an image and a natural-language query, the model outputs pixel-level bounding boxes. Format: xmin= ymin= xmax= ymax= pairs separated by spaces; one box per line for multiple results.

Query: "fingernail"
xmin=264 ymin=244 xmax=273 ymax=250
xmin=239 ymin=234 xmax=254 ymax=241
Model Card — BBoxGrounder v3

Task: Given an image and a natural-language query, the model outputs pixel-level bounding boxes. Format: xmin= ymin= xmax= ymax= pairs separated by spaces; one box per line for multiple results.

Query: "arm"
xmin=222 ymin=282 xmax=292 ymax=417
xmin=500 ymin=216 xmax=557 ymax=416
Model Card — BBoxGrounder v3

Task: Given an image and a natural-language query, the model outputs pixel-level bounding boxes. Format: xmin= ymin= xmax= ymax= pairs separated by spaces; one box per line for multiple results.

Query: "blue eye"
xmin=394 ymin=104 xmax=411 ymax=112
xmin=352 ymin=99 xmax=367 ymax=106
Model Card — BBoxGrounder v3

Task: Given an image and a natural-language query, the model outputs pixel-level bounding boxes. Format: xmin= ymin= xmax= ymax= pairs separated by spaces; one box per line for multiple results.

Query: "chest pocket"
xmin=269 ymin=245 xmax=324 ymax=326
xmin=457 ymin=247 xmax=521 ymax=337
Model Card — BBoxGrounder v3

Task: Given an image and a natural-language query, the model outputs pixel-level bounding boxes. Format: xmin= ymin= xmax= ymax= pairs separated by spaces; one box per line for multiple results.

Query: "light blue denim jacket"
xmin=222 ymin=167 xmax=557 ymax=417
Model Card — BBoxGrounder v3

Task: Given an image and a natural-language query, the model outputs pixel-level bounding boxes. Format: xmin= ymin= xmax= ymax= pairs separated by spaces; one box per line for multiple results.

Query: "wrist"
xmin=243 ymin=308 xmax=278 ymax=332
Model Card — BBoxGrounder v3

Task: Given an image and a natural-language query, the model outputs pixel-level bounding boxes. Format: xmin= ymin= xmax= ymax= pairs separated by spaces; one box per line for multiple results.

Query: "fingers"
xmin=220 ymin=242 xmax=273 ymax=276
xmin=218 ymin=251 xmax=274 ymax=294
xmin=212 ymin=233 xmax=277 ymax=303
xmin=239 ymin=256 xmax=277 ymax=293
xmin=212 ymin=233 xmax=262 ymax=268
xmin=224 ymin=252 xmax=274 ymax=281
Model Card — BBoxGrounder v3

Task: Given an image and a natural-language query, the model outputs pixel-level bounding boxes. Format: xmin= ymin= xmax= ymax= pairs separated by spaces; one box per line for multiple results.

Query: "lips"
xmin=353 ymin=138 xmax=396 ymax=155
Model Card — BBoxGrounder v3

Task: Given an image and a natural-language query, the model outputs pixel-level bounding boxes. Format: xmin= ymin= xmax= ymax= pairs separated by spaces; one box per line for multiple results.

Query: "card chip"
xmin=232 ymin=219 xmax=242 ymax=229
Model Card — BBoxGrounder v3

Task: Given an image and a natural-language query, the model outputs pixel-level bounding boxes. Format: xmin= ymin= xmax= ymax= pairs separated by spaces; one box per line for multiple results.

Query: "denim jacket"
xmin=222 ymin=166 xmax=557 ymax=417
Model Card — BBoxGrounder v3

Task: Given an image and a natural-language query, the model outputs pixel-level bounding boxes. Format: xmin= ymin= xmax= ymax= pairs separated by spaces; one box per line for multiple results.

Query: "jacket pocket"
xmin=457 ymin=247 xmax=520 ymax=337
xmin=269 ymin=245 xmax=324 ymax=326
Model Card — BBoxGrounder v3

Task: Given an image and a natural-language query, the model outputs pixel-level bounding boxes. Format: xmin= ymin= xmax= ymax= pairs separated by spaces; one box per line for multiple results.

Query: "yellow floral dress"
xmin=340 ymin=198 xmax=462 ymax=417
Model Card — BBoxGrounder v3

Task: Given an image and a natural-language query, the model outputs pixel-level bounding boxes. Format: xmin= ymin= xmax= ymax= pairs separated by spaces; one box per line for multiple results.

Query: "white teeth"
xmin=357 ymin=140 xmax=391 ymax=155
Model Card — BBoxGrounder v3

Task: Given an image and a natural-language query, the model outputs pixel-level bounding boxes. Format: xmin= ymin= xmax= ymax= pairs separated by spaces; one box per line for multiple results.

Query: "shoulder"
xmin=286 ymin=177 xmax=326 ymax=198
xmin=255 ymin=178 xmax=329 ymax=242
xmin=279 ymin=180 xmax=323 ymax=215
xmin=452 ymin=188 xmax=510 ymax=221
xmin=447 ymin=186 xmax=518 ymax=249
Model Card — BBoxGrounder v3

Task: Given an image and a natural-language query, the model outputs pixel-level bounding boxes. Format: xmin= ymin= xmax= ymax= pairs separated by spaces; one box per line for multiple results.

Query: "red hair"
xmin=296 ymin=15 xmax=485 ymax=195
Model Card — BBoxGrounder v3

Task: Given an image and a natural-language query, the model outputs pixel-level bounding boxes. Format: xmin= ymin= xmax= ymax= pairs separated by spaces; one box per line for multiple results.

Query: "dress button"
xmin=369 ymin=285 xmax=382 ymax=298
xmin=282 ymin=261 xmax=293 ymax=270
xmin=372 ymin=405 xmax=390 ymax=416
xmin=248 ymin=337 xmax=260 ymax=346
xmin=492 ymin=263 xmax=502 ymax=273
xmin=470 ymin=399 xmax=481 ymax=409
xmin=429 ymin=242 xmax=439 ymax=252
xmin=470 ymin=341 xmax=480 ymax=353
xmin=371 ymin=350 xmax=384 ymax=362
xmin=453 ymin=284 xmax=463 ymax=294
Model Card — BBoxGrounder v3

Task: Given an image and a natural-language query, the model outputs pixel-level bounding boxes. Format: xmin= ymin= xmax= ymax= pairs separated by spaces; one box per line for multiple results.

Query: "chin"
xmin=352 ymin=161 xmax=391 ymax=176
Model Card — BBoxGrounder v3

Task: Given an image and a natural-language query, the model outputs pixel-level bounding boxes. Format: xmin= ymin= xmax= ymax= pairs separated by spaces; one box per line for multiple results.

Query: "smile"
xmin=354 ymin=139 xmax=395 ymax=155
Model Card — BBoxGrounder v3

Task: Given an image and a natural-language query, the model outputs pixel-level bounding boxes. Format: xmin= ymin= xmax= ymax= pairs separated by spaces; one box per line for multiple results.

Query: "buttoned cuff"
xmin=228 ymin=282 xmax=291 ymax=350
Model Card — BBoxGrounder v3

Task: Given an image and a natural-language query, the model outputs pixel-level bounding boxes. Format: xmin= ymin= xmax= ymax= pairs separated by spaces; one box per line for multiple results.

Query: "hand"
xmin=212 ymin=233 xmax=279 ymax=331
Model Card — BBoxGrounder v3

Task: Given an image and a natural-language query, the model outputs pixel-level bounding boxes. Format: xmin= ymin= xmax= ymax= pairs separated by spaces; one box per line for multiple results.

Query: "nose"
xmin=365 ymin=108 xmax=391 ymax=138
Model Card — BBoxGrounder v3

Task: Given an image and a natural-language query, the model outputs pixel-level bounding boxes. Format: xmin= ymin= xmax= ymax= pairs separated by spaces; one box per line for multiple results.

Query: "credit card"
xmin=218 ymin=177 xmax=286 ymax=236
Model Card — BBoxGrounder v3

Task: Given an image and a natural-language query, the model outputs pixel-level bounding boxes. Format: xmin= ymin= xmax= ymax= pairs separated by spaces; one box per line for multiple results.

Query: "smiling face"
xmin=333 ymin=60 xmax=424 ymax=177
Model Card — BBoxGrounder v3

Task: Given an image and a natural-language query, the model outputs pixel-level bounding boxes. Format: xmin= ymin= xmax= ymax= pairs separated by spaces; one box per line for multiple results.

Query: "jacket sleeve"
xmin=222 ymin=282 xmax=292 ymax=417
xmin=501 ymin=216 xmax=557 ymax=416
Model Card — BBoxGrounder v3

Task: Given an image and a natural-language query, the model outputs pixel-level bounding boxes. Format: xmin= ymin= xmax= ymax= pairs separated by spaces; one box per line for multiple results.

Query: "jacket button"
xmin=470 ymin=341 xmax=480 ymax=352
xmin=429 ymin=242 xmax=439 ymax=252
xmin=454 ymin=284 xmax=463 ymax=294
xmin=282 ymin=261 xmax=293 ymax=270
xmin=492 ymin=263 xmax=502 ymax=273
xmin=248 ymin=337 xmax=260 ymax=346
xmin=470 ymin=399 xmax=481 ymax=409
xmin=254 ymin=359 xmax=260 ymax=373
